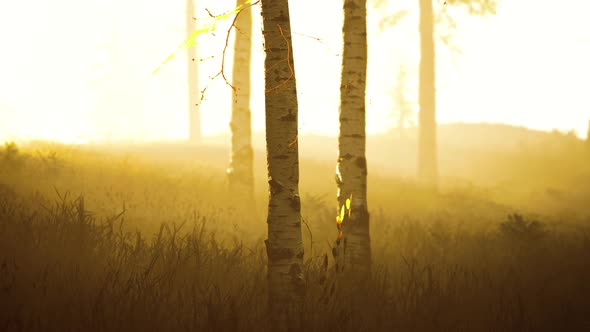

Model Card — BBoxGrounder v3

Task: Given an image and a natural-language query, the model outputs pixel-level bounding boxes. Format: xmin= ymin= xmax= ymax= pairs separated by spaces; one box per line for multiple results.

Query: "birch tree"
xmin=227 ymin=0 xmax=254 ymax=198
xmin=261 ymin=0 xmax=304 ymax=323
xmin=334 ymin=0 xmax=371 ymax=276
xmin=186 ymin=0 xmax=200 ymax=141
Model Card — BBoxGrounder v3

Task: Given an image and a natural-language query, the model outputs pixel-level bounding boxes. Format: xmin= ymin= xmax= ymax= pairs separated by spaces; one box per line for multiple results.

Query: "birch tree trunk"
xmin=261 ymin=0 xmax=304 ymax=324
xmin=227 ymin=0 xmax=254 ymax=199
xmin=418 ymin=0 xmax=438 ymax=188
xmin=334 ymin=0 xmax=371 ymax=276
xmin=186 ymin=0 xmax=200 ymax=142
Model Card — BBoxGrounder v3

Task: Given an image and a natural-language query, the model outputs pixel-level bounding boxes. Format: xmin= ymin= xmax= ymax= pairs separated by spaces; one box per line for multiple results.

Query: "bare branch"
xmin=264 ymin=23 xmax=295 ymax=94
xmin=208 ymin=0 xmax=261 ymax=97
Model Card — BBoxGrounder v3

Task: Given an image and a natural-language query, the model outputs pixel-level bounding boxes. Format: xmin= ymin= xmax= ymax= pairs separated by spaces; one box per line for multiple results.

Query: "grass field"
xmin=1 ymin=125 xmax=590 ymax=331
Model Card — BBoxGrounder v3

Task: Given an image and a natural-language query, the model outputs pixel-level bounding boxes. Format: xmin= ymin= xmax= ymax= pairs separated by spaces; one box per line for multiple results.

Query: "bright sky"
xmin=0 ymin=0 xmax=589 ymax=143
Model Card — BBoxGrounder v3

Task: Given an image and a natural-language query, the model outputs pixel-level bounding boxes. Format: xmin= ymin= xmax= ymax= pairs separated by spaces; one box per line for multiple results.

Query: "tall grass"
xmin=1 ymin=140 xmax=589 ymax=331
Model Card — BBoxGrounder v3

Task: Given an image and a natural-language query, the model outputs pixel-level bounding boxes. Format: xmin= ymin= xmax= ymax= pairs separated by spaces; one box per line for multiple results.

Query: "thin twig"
xmin=265 ymin=23 xmax=295 ymax=94
xmin=212 ymin=0 xmax=261 ymax=95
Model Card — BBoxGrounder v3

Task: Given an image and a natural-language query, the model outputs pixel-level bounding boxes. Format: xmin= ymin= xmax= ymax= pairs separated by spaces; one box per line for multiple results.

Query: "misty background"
xmin=0 ymin=0 xmax=589 ymax=143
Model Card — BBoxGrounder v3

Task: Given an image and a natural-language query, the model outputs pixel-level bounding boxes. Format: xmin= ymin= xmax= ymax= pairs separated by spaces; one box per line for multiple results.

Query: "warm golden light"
xmin=0 ymin=0 xmax=588 ymax=143
xmin=2 ymin=1 xmax=590 ymax=327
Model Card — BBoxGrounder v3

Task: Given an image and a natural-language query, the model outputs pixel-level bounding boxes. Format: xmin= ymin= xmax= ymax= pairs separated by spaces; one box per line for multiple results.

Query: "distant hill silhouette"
xmin=89 ymin=122 xmax=586 ymax=186
xmin=212 ymin=122 xmax=580 ymax=173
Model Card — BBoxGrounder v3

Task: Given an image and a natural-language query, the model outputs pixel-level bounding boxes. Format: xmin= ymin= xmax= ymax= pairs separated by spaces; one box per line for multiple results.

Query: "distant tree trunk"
xmin=334 ymin=0 xmax=371 ymax=276
xmin=186 ymin=0 xmax=200 ymax=142
xmin=396 ymin=65 xmax=409 ymax=140
xmin=261 ymin=0 xmax=304 ymax=325
xmin=418 ymin=0 xmax=438 ymax=188
xmin=227 ymin=0 xmax=254 ymax=200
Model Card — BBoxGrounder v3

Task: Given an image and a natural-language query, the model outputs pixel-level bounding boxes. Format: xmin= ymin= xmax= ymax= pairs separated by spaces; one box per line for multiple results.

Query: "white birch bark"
xmin=261 ymin=0 xmax=304 ymax=324
xmin=334 ymin=0 xmax=371 ymax=276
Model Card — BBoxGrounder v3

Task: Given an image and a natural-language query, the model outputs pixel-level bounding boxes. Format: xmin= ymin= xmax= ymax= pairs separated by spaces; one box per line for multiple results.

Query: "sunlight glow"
xmin=0 ymin=0 xmax=589 ymax=143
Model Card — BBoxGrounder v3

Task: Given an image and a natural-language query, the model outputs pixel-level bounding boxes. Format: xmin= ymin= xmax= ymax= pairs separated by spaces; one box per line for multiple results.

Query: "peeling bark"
xmin=227 ymin=0 xmax=254 ymax=200
xmin=186 ymin=0 xmax=200 ymax=142
xmin=261 ymin=0 xmax=304 ymax=326
xmin=334 ymin=0 xmax=371 ymax=277
xmin=418 ymin=0 xmax=438 ymax=188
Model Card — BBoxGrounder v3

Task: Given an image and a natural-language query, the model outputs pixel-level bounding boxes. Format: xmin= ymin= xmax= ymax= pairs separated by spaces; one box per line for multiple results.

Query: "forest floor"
xmin=1 ymin=125 xmax=590 ymax=331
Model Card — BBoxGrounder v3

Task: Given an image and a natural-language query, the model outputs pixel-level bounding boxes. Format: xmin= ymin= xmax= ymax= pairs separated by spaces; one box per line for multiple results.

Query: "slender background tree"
xmin=418 ymin=0 xmax=438 ymax=187
xmin=418 ymin=0 xmax=497 ymax=188
xmin=392 ymin=64 xmax=417 ymax=140
xmin=227 ymin=0 xmax=254 ymax=200
xmin=186 ymin=0 xmax=200 ymax=142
